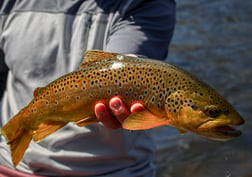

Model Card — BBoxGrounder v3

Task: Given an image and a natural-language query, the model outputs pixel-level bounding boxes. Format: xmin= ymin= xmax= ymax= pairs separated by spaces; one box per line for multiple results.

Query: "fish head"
xmin=165 ymin=84 xmax=244 ymax=141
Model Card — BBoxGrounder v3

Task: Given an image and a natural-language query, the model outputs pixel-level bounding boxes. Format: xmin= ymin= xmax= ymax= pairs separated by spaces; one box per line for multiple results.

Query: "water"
xmin=152 ymin=0 xmax=252 ymax=176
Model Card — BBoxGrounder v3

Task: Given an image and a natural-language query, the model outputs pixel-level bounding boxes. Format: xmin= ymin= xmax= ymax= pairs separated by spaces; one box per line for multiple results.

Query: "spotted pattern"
xmin=24 ymin=51 xmax=236 ymax=128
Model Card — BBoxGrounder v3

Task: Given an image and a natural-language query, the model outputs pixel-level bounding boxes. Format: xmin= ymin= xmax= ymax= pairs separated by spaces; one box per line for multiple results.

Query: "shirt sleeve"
xmin=0 ymin=12 xmax=8 ymax=98
xmin=0 ymin=49 xmax=8 ymax=99
xmin=105 ymin=0 xmax=176 ymax=60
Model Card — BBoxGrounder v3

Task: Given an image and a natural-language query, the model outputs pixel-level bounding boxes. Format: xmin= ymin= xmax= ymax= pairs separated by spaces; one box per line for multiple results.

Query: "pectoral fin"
xmin=122 ymin=110 xmax=168 ymax=130
xmin=33 ymin=122 xmax=67 ymax=143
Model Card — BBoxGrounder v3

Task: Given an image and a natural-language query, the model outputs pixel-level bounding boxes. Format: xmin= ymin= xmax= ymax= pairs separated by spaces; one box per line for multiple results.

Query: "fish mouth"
xmin=212 ymin=118 xmax=244 ymax=137
xmin=211 ymin=125 xmax=242 ymax=137
xmin=197 ymin=119 xmax=244 ymax=140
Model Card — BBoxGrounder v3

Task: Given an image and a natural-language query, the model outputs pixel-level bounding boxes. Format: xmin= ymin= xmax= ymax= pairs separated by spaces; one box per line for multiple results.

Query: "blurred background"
xmin=0 ymin=0 xmax=251 ymax=176
xmin=151 ymin=0 xmax=252 ymax=177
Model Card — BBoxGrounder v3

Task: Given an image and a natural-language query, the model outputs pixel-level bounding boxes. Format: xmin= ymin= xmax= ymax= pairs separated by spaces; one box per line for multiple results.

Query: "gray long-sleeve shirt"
xmin=0 ymin=0 xmax=175 ymax=176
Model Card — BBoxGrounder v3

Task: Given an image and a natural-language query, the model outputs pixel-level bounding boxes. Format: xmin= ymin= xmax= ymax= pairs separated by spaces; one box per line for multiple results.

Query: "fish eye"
xmin=204 ymin=105 xmax=221 ymax=118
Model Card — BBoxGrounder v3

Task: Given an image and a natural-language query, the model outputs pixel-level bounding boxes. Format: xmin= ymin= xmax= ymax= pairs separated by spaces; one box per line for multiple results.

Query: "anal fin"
xmin=75 ymin=116 xmax=98 ymax=127
xmin=122 ymin=110 xmax=168 ymax=130
xmin=33 ymin=122 xmax=67 ymax=143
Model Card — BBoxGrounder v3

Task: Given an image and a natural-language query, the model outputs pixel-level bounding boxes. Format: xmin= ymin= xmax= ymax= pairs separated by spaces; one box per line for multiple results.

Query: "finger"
xmin=95 ymin=102 xmax=121 ymax=129
xmin=109 ymin=97 xmax=130 ymax=123
xmin=130 ymin=102 xmax=145 ymax=113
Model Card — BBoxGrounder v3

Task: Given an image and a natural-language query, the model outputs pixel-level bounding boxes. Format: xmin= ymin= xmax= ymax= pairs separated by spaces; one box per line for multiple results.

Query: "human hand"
xmin=95 ymin=97 xmax=144 ymax=129
xmin=94 ymin=53 xmax=144 ymax=129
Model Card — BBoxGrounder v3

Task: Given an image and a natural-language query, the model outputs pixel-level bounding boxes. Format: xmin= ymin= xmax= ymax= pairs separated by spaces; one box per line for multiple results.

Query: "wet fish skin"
xmin=1 ymin=50 xmax=244 ymax=167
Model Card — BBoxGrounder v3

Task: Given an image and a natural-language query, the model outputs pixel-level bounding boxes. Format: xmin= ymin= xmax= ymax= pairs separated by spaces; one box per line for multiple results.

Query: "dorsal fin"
xmin=33 ymin=87 xmax=44 ymax=97
xmin=79 ymin=50 xmax=119 ymax=69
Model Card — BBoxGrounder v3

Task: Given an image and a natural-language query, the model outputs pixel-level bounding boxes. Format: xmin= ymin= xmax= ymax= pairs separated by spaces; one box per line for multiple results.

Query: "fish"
xmin=1 ymin=50 xmax=244 ymax=167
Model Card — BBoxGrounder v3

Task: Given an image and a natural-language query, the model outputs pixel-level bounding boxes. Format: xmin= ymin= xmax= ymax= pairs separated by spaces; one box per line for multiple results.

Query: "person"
xmin=0 ymin=0 xmax=176 ymax=176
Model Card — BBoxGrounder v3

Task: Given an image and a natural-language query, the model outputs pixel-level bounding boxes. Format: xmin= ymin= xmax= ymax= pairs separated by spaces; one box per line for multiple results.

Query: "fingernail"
xmin=111 ymin=99 xmax=122 ymax=110
xmin=95 ymin=103 xmax=106 ymax=116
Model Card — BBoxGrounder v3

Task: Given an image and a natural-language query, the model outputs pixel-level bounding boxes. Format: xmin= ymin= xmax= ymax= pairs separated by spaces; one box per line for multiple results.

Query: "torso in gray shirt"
xmin=0 ymin=0 xmax=175 ymax=176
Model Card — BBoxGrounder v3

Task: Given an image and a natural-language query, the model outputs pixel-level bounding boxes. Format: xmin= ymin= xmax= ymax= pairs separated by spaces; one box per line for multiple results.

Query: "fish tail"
xmin=1 ymin=113 xmax=32 ymax=167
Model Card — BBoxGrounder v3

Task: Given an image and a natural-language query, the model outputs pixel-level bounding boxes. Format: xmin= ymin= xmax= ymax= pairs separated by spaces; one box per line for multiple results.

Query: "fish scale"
xmin=1 ymin=50 xmax=244 ymax=167
xmin=26 ymin=60 xmax=163 ymax=127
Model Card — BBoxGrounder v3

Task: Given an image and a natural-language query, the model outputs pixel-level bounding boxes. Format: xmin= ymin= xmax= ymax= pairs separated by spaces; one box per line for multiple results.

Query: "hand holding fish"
xmin=95 ymin=54 xmax=145 ymax=129
xmin=95 ymin=96 xmax=144 ymax=129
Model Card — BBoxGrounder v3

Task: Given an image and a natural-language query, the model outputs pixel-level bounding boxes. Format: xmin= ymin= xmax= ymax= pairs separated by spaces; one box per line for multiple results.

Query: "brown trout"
xmin=1 ymin=50 xmax=244 ymax=166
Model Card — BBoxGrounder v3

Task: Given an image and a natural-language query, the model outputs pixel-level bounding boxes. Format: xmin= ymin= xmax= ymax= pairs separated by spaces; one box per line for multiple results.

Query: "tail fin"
xmin=1 ymin=113 xmax=32 ymax=167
